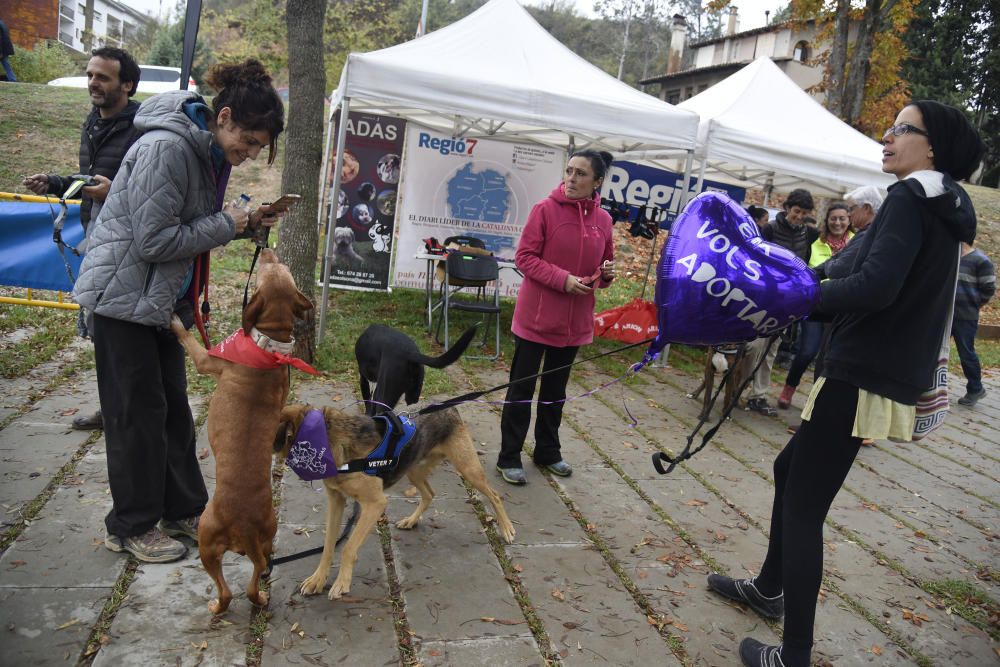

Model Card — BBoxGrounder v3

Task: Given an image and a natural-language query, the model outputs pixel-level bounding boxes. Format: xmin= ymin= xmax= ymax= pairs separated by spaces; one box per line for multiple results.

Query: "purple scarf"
xmin=286 ymin=410 xmax=337 ymax=481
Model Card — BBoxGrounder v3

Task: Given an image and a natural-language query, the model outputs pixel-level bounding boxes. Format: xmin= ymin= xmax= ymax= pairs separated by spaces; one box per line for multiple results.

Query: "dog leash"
xmin=413 ymin=337 xmax=656 ymax=417
xmin=651 ymin=335 xmax=778 ymax=475
xmin=268 ymin=502 xmax=360 ymax=568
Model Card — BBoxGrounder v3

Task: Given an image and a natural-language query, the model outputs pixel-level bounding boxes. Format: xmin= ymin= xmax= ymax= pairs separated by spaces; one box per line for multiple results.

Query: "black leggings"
xmin=497 ymin=336 xmax=578 ymax=468
xmin=756 ymin=377 xmax=863 ymax=655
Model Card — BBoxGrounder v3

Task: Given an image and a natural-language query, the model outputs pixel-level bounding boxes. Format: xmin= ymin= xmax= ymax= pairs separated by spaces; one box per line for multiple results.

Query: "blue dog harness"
xmin=286 ymin=409 xmax=416 ymax=481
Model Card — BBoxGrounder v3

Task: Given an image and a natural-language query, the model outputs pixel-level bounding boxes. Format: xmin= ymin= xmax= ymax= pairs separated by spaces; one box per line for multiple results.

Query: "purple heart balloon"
xmin=644 ymin=192 xmax=819 ymax=357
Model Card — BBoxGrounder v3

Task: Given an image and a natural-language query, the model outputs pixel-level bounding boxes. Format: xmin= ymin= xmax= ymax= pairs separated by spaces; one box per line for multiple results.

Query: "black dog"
xmin=355 ymin=324 xmax=478 ymax=415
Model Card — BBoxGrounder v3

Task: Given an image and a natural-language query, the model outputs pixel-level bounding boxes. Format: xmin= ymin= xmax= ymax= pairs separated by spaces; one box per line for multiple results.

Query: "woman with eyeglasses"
xmin=777 ymin=202 xmax=852 ymax=410
xmin=708 ymin=100 xmax=985 ymax=667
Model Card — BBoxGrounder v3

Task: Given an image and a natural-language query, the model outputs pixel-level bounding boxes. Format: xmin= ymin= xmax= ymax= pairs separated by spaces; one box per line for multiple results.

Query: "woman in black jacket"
xmin=707 ymin=100 xmax=986 ymax=667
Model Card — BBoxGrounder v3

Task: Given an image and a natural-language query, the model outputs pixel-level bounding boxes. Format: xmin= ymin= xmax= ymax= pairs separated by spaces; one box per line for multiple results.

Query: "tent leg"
xmin=318 ymin=96 xmax=352 ymax=342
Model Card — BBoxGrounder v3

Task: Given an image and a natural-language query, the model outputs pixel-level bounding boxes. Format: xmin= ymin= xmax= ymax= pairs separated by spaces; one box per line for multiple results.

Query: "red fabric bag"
xmin=597 ymin=298 xmax=658 ymax=343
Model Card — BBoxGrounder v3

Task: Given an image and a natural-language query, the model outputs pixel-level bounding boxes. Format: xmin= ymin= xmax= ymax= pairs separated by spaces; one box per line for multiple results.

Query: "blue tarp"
xmin=0 ymin=200 xmax=84 ymax=292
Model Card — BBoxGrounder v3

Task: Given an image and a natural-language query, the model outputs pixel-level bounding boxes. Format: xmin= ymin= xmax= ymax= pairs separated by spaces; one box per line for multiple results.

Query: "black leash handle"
xmin=652 ymin=336 xmax=778 ymax=475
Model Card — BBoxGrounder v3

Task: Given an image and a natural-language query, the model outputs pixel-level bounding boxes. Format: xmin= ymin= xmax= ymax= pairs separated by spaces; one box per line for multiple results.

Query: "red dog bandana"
xmin=209 ymin=328 xmax=320 ymax=375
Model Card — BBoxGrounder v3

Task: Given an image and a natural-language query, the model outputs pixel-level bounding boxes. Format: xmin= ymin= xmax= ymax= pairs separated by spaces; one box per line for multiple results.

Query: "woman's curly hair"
xmin=206 ymin=59 xmax=284 ymax=165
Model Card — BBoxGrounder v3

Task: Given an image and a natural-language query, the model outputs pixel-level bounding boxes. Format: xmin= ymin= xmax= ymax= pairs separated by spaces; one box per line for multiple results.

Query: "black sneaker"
xmin=746 ymin=398 xmax=777 ymax=417
xmin=958 ymin=388 xmax=986 ymax=406
xmin=739 ymin=638 xmax=787 ymax=667
xmin=707 ymin=573 xmax=784 ymax=619
xmin=72 ymin=409 xmax=103 ymax=430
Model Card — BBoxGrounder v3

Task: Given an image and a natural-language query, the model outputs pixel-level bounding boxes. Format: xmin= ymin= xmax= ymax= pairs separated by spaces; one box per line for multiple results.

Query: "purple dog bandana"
xmin=286 ymin=410 xmax=336 ymax=481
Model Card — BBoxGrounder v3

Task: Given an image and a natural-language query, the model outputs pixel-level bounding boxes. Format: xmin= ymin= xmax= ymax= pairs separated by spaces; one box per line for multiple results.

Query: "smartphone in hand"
xmin=264 ymin=193 xmax=302 ymax=213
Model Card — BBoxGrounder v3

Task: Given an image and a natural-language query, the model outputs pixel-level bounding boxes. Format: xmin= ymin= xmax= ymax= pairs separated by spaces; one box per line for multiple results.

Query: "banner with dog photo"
xmin=392 ymin=128 xmax=564 ymax=297
xmin=325 ymin=111 xmax=406 ymax=291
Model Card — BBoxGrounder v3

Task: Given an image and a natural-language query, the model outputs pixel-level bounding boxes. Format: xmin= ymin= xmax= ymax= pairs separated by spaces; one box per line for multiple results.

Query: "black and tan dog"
xmin=274 ymin=404 xmax=516 ymax=600
xmin=355 ymin=323 xmax=478 ymax=415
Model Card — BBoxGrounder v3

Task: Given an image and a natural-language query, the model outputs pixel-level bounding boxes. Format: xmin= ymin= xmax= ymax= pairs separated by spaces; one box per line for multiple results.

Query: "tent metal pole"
xmin=694 ymin=156 xmax=706 ymax=193
xmin=678 ymin=149 xmax=695 ymax=212
xmin=763 ymin=173 xmax=775 ymax=206
xmin=318 ymin=96 xmax=352 ymax=342
xmin=316 ymin=106 xmax=335 ymax=233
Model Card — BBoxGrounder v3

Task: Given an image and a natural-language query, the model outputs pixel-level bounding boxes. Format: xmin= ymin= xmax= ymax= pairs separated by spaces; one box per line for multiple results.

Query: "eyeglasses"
xmin=882 ymin=123 xmax=929 ymax=140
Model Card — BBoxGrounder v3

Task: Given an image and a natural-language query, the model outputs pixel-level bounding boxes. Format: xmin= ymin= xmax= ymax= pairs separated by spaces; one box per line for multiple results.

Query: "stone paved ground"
xmin=1 ymin=347 xmax=997 ymax=666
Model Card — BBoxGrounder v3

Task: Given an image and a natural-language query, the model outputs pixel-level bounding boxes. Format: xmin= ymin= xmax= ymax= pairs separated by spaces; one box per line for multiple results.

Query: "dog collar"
xmin=208 ymin=328 xmax=319 ymax=375
xmin=250 ymin=327 xmax=295 ymax=355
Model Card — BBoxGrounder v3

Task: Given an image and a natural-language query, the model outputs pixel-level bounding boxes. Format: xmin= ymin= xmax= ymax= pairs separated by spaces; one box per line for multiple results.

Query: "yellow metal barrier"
xmin=0 ymin=191 xmax=83 ymax=310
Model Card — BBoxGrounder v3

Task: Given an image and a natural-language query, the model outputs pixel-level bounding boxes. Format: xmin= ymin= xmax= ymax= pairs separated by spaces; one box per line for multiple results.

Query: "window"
xmin=666 ymin=89 xmax=681 ymax=105
xmin=793 ymin=40 xmax=810 ymax=63
xmin=93 ymin=10 xmax=103 ymax=22
xmin=107 ymin=16 xmax=121 ymax=39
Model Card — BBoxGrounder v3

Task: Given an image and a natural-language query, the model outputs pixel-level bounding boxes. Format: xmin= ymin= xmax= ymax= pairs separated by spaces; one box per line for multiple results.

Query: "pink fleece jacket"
xmin=511 ymin=183 xmax=614 ymax=347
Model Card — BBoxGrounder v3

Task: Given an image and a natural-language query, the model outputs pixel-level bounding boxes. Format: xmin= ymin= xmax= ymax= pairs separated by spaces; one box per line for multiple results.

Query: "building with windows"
xmin=5 ymin=0 xmax=153 ymax=53
xmin=641 ymin=8 xmax=858 ymax=106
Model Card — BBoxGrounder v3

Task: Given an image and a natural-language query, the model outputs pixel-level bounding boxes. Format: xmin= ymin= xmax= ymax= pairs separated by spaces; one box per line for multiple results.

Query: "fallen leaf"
xmin=871 ymin=645 xmax=883 ymax=656
xmin=551 ymin=588 xmax=565 ymax=601
xmin=563 ymin=621 xmax=581 ymax=629
xmin=332 ymin=394 xmax=343 ymax=401
xmin=913 ymin=530 xmax=927 ymax=539
xmin=480 ymin=616 xmax=495 ymax=623
xmin=198 ymin=448 xmax=209 ymax=460
xmin=685 ymin=499 xmax=708 ymax=507
xmin=428 ymin=649 xmax=443 ymax=657
xmin=191 ymin=640 xmax=208 ymax=650
xmin=673 ymin=620 xmax=689 ymax=632
xmin=60 ymin=408 xmax=80 ymax=417
xmin=9 ymin=560 xmax=26 ymax=568
xmin=513 ymin=564 xmax=523 ymax=572
xmin=493 ymin=618 xmax=524 ymax=625
xmin=290 ymin=622 xmax=300 ymax=633
xmin=56 ymin=618 xmax=81 ymax=630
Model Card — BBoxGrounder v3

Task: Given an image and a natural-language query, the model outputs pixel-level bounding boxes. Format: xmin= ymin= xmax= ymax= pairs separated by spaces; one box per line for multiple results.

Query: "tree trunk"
xmin=617 ymin=18 xmax=631 ymax=80
xmin=843 ymin=0 xmax=899 ymax=126
xmin=825 ymin=0 xmax=851 ymax=117
xmin=281 ymin=0 xmax=328 ymax=362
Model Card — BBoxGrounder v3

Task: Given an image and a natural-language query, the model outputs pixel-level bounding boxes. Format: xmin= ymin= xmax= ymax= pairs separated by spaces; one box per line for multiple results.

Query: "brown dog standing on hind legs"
xmin=171 ymin=248 xmax=314 ymax=614
xmin=274 ymin=404 xmax=515 ymax=600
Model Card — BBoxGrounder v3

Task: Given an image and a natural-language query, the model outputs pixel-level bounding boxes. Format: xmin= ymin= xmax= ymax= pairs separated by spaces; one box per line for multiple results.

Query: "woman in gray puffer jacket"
xmin=73 ymin=60 xmax=284 ymax=563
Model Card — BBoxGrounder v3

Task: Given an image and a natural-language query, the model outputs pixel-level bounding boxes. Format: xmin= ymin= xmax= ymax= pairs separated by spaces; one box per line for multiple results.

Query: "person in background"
xmin=496 ymin=150 xmax=616 ymax=486
xmin=0 ymin=17 xmax=15 ymax=82
xmin=708 ymin=100 xmax=984 ymax=667
xmin=23 ymin=47 xmax=143 ymax=431
xmin=777 ymin=202 xmax=852 ymax=409
xmin=745 ymin=205 xmax=769 ymax=230
xmin=73 ymin=59 xmax=285 ymax=563
xmin=744 ymin=188 xmax=818 ymax=416
xmin=952 ymin=241 xmax=995 ymax=406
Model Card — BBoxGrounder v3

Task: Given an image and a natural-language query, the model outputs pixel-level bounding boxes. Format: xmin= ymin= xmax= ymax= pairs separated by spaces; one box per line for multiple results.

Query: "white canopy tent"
xmin=317 ymin=0 xmax=700 ymax=339
xmin=630 ymin=57 xmax=893 ymax=200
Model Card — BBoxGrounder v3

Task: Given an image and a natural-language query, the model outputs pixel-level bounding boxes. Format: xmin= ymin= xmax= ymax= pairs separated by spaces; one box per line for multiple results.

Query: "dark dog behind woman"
xmin=73 ymin=60 xmax=287 ymax=564
xmin=708 ymin=100 xmax=986 ymax=667
xmin=495 ymin=150 xmax=616 ymax=486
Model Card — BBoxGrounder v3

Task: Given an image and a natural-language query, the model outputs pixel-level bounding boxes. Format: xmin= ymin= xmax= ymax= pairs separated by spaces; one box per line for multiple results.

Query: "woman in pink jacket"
xmin=496 ymin=150 xmax=616 ymax=485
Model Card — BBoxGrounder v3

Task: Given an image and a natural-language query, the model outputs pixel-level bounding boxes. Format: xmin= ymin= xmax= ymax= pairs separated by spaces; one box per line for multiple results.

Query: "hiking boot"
xmin=739 ymin=638 xmax=788 ymax=667
xmin=746 ymin=398 xmax=777 ymax=417
xmin=496 ymin=466 xmax=527 ymax=485
xmin=777 ymin=384 xmax=795 ymax=409
xmin=958 ymin=388 xmax=986 ymax=406
xmin=543 ymin=460 xmax=573 ymax=477
xmin=161 ymin=514 xmax=201 ymax=542
xmin=105 ymin=526 xmax=187 ymax=563
xmin=72 ymin=409 xmax=103 ymax=430
xmin=707 ymin=573 xmax=784 ymax=619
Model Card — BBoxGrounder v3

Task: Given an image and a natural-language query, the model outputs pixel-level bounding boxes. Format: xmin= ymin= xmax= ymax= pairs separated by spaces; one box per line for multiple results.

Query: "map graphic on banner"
xmin=324 ymin=111 xmax=406 ymax=292
xmin=393 ymin=129 xmax=564 ymax=297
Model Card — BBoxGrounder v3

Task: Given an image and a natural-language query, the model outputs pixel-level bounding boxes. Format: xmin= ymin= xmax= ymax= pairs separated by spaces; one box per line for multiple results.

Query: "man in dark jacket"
xmin=745 ymin=188 xmax=817 ymax=415
xmin=952 ymin=241 xmax=995 ymax=405
xmin=23 ymin=47 xmax=142 ymax=430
